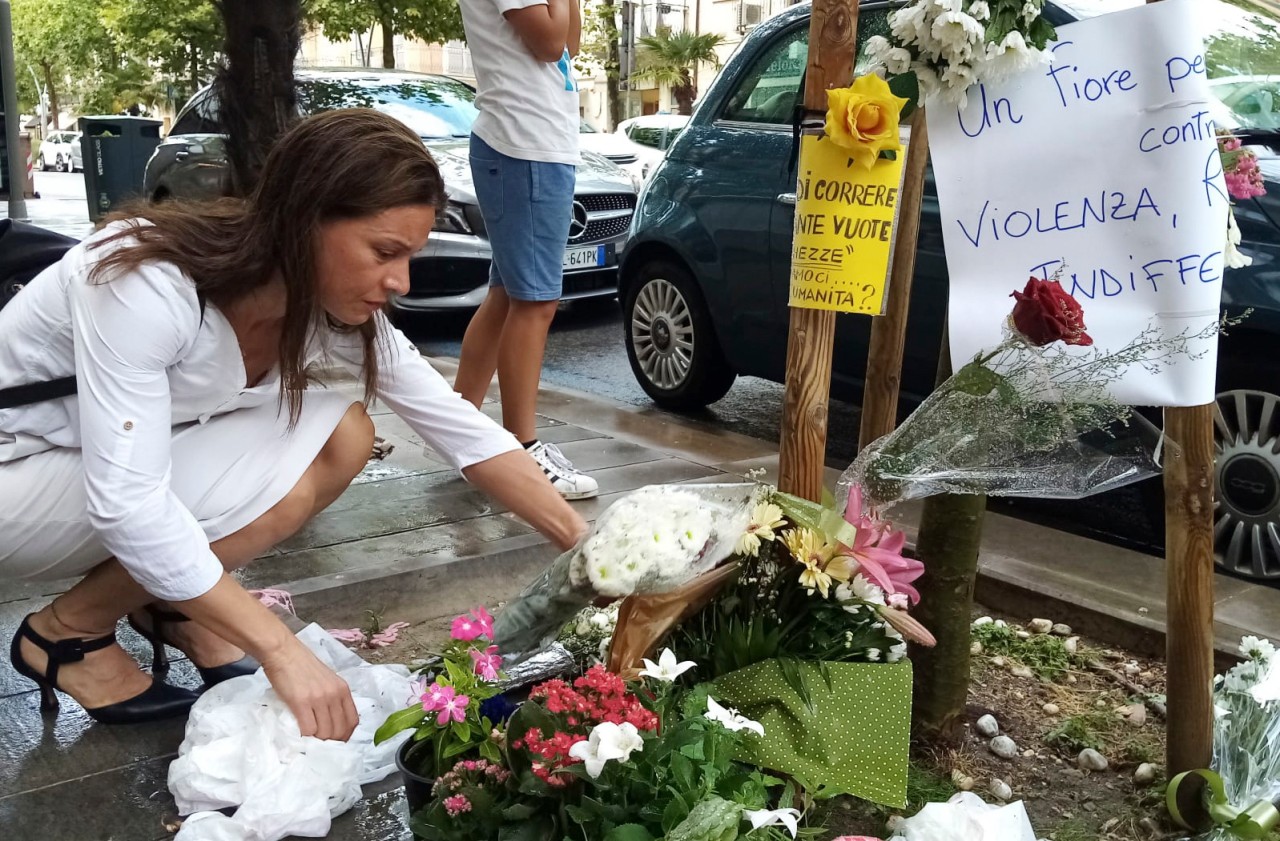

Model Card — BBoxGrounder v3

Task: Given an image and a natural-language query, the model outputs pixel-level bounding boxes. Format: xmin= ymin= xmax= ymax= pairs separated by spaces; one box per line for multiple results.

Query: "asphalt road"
xmin=400 ymin=300 xmax=1165 ymax=556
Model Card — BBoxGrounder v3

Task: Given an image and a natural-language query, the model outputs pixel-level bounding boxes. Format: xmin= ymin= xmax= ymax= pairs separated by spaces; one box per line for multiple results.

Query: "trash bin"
xmin=79 ymin=116 xmax=162 ymax=222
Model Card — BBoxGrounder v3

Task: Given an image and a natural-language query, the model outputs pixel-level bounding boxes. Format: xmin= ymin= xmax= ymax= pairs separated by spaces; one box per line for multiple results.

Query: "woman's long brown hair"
xmin=88 ymin=108 xmax=448 ymax=423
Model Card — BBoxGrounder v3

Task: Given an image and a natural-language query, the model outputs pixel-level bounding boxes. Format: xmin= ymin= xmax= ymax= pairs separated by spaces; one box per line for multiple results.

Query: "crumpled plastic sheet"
xmin=887 ymin=792 xmax=1039 ymax=841
xmin=170 ymin=624 xmax=414 ymax=841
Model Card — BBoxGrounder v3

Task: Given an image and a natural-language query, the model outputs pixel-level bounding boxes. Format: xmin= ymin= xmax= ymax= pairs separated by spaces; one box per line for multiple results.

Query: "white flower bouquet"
xmin=492 ymin=484 xmax=759 ymax=657
xmin=1168 ymin=636 xmax=1280 ymax=839
xmin=865 ymin=0 xmax=1057 ymax=107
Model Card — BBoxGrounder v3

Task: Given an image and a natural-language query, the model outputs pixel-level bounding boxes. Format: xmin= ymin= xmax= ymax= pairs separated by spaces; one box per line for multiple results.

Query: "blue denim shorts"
xmin=469 ymin=134 xmax=576 ymax=302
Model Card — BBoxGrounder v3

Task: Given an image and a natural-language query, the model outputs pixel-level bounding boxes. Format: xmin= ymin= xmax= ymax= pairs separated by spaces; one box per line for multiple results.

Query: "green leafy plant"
xmin=374 ymin=606 xmax=506 ymax=778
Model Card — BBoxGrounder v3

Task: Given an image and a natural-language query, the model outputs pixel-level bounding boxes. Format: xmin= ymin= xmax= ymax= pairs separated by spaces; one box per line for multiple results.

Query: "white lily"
xmin=704 ymin=696 xmax=765 ymax=736
xmin=567 ymin=721 xmax=644 ymax=778
xmin=743 ymin=807 xmax=802 ymax=838
xmin=639 ymin=648 xmax=697 ymax=682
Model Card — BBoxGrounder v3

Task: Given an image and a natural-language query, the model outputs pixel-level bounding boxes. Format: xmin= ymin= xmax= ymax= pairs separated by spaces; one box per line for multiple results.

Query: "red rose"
xmin=1009 ymin=278 xmax=1093 ymax=347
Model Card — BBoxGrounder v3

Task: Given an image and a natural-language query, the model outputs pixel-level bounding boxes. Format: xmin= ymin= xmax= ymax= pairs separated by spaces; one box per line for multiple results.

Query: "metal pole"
xmin=1 ymin=0 xmax=29 ymax=220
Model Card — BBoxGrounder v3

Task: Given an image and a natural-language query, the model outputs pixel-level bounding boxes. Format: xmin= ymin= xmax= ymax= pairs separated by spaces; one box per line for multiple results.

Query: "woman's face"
xmin=316 ymin=205 xmax=436 ymax=325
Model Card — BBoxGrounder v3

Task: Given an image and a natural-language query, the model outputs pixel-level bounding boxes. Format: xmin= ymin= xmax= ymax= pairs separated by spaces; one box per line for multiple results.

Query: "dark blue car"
xmin=621 ymin=0 xmax=1280 ymax=579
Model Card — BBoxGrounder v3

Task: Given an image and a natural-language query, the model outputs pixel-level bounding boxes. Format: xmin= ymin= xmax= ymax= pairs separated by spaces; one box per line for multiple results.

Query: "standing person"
xmin=0 ymin=109 xmax=586 ymax=736
xmin=453 ymin=0 xmax=599 ymax=500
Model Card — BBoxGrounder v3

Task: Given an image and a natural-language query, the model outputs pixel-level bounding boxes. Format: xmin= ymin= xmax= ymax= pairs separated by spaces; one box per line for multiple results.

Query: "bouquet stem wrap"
xmin=493 ymin=484 xmax=758 ymax=660
xmin=839 ymin=334 xmax=1161 ymax=512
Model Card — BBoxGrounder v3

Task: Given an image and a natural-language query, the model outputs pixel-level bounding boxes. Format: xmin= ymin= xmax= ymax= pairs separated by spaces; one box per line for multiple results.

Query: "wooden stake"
xmin=777 ymin=0 xmax=859 ymax=501
xmin=1165 ymin=402 xmax=1216 ymax=775
xmin=1144 ymin=0 xmax=1215 ymax=780
xmin=857 ymin=110 xmax=930 ymax=451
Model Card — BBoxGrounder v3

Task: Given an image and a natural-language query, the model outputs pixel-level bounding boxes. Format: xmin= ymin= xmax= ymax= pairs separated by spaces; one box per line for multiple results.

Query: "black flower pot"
xmin=395 ymin=738 xmax=435 ymax=818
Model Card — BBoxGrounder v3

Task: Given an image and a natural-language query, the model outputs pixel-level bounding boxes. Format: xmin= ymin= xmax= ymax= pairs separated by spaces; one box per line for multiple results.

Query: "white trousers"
xmin=0 ymin=389 xmax=355 ymax=584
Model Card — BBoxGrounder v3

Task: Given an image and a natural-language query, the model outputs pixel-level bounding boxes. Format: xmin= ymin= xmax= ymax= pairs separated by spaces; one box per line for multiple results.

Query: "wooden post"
xmin=1165 ymin=402 xmax=1216 ymax=775
xmin=1143 ymin=0 xmax=1214 ymax=779
xmin=857 ymin=110 xmax=930 ymax=450
xmin=777 ymin=0 xmax=858 ymax=501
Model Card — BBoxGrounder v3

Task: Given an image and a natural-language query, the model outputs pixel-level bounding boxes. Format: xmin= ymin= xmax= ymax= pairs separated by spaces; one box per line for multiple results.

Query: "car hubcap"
xmin=632 ymin=278 xmax=694 ymax=391
xmin=1214 ymin=389 xmax=1280 ymax=579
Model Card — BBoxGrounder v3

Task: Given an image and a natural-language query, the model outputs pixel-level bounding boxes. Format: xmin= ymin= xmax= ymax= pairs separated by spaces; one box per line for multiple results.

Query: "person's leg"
xmin=497 ymin=298 xmax=560 ymax=442
xmin=17 ymin=403 xmax=373 ymax=709
xmin=454 ymin=286 xmax=510 ymax=409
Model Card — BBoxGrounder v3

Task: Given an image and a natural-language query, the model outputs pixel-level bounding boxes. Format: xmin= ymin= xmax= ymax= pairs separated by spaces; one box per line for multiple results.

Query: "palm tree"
xmin=630 ymin=29 xmax=725 ymax=115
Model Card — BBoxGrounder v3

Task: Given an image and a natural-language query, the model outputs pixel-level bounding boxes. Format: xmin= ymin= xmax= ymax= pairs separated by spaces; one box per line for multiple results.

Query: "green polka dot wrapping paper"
xmin=714 ymin=659 xmax=912 ymax=808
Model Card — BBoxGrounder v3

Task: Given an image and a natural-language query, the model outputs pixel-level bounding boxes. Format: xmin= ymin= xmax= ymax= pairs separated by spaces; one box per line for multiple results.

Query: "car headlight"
xmin=433 ymin=202 xmax=474 ymax=235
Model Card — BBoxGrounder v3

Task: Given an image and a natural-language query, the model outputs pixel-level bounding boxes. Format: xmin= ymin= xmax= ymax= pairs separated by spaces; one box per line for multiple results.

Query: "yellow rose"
xmin=824 ymin=74 xmax=909 ymax=169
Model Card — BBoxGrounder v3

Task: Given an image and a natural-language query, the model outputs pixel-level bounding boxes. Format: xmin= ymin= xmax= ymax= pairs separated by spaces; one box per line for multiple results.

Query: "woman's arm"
xmin=463 ymin=450 xmax=587 ymax=550
xmin=175 ymin=576 xmax=359 ymax=741
xmin=331 ymin=317 xmax=586 ymax=548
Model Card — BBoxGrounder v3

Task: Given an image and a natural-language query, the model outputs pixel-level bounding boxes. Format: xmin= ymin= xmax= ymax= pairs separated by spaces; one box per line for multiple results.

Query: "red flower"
xmin=1009 ymin=278 xmax=1093 ymax=347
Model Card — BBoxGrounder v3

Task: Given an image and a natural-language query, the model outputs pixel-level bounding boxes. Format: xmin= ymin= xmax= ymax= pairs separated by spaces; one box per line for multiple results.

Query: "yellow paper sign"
xmin=788 ymin=132 xmax=907 ymax=315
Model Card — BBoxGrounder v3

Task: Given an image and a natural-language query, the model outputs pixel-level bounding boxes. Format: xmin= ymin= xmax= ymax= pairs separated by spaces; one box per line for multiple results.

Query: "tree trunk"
xmin=190 ymin=43 xmax=200 ymax=97
xmin=911 ymin=492 xmax=987 ymax=742
xmin=602 ymin=0 xmax=623 ymax=130
xmin=673 ymin=74 xmax=694 ymax=115
xmin=909 ymin=329 xmax=988 ymax=744
xmin=43 ymin=63 xmax=60 ymax=130
xmin=213 ymin=0 xmax=301 ymax=196
xmin=381 ymin=16 xmax=395 ymax=68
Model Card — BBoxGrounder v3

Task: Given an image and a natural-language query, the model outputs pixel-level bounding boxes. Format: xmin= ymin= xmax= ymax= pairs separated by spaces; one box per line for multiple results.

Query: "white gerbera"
xmin=931 ymin=10 xmax=984 ymax=60
xmin=884 ymin=47 xmax=915 ymax=75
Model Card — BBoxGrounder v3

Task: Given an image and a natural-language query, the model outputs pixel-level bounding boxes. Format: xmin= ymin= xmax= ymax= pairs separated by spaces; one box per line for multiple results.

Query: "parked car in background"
xmin=38 ymin=131 xmax=81 ymax=172
xmin=144 ymin=68 xmax=638 ymax=312
xmin=579 ymin=120 xmax=644 ymax=187
xmin=615 ymin=114 xmax=690 ymax=180
xmin=621 ymin=0 xmax=1280 ymax=580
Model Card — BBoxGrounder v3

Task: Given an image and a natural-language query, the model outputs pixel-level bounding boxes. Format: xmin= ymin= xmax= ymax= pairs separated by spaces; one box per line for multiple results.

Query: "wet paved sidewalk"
xmin=2 ymin=359 xmax=1278 ymax=840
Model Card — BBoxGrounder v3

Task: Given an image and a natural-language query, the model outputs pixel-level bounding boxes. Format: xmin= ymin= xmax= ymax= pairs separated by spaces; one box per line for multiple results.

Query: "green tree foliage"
xmin=630 ymin=29 xmax=723 ymax=115
xmin=100 ymin=0 xmax=223 ymax=104
xmin=304 ymin=0 xmax=464 ymax=69
xmin=12 ymin=0 xmax=225 ymax=125
xmin=576 ymin=0 xmax=623 ymax=129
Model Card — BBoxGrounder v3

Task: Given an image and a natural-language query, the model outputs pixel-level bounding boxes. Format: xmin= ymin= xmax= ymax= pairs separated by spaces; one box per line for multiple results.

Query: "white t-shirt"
xmin=459 ymin=0 xmax=580 ymax=165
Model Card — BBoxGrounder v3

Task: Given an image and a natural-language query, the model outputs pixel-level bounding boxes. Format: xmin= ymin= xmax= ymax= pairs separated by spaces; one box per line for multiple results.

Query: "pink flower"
xmin=451 ymin=614 xmax=484 ymax=641
xmin=443 ymin=794 xmax=472 ymax=817
xmin=436 ymin=690 xmax=470 ymax=726
xmin=470 ymin=645 xmax=502 ymax=681
xmin=469 ymin=606 xmax=495 ymax=638
xmin=368 ymin=621 xmax=410 ymax=648
xmin=421 ymin=682 xmax=454 ymax=712
xmin=839 ymin=485 xmax=925 ymax=605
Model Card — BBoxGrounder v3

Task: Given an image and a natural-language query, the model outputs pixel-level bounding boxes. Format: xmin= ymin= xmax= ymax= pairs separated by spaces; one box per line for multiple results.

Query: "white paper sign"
xmin=927 ymin=0 xmax=1227 ymax=407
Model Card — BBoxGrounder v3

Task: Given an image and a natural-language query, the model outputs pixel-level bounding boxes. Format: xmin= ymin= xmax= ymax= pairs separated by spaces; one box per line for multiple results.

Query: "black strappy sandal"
xmin=128 ymin=604 xmax=259 ymax=687
xmin=9 ymin=614 xmax=199 ymax=724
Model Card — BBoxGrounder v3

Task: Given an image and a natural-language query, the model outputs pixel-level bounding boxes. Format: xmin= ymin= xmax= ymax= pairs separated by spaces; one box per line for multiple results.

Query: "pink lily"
xmin=470 ymin=645 xmax=502 ymax=681
xmin=469 ymin=606 xmax=495 ymax=639
xmin=421 ymin=682 xmax=454 ymax=712
xmin=840 ymin=486 xmax=924 ymax=605
xmin=436 ymin=690 xmax=470 ymax=726
xmin=451 ymin=614 xmax=484 ymax=641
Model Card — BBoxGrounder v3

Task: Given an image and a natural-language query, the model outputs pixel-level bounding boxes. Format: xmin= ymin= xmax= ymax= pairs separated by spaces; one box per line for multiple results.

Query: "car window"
xmin=297 ymin=77 xmax=478 ymax=139
xmin=171 ymin=89 xmax=222 ymax=135
xmin=628 ymin=125 xmax=665 ymax=148
xmin=718 ymin=10 xmax=891 ymax=126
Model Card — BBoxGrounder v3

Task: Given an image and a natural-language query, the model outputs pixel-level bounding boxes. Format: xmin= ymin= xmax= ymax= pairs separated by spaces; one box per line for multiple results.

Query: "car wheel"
xmin=40 ymin=153 xmax=51 ymax=172
xmin=1213 ymin=389 xmax=1280 ymax=580
xmin=624 ymin=260 xmax=735 ymax=409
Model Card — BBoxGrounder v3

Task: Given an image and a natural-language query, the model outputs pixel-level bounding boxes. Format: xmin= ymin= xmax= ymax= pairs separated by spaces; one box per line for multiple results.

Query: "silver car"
xmin=143 ymin=68 xmax=636 ymax=312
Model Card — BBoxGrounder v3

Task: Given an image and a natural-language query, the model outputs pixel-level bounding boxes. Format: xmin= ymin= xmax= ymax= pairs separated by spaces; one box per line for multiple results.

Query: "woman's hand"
xmin=175 ymin=574 xmax=360 ymax=741
xmin=260 ymin=642 xmax=360 ymax=741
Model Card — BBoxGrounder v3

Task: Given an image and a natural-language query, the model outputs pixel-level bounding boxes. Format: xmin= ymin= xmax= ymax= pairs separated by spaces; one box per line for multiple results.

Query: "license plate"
xmin=563 ymin=245 xmax=605 ymax=270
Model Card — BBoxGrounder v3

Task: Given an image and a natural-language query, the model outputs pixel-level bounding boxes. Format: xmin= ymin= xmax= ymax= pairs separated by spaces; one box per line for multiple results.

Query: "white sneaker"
xmin=527 ymin=442 xmax=600 ymax=500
